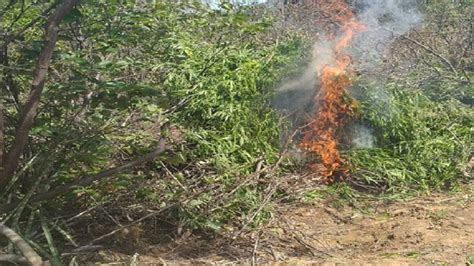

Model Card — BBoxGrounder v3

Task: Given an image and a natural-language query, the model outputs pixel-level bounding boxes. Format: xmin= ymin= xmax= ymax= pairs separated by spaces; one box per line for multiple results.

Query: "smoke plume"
xmin=273 ymin=0 xmax=422 ymax=149
xmin=351 ymin=0 xmax=422 ymax=72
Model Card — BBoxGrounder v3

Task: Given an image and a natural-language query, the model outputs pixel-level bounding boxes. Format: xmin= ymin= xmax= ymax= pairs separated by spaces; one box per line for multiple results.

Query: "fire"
xmin=301 ymin=0 xmax=366 ymax=180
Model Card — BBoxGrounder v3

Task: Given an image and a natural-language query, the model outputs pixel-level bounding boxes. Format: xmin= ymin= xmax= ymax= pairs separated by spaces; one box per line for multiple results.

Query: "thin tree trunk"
xmin=0 ymin=0 xmax=80 ymax=187
xmin=0 ymin=40 xmax=8 ymax=171
xmin=0 ymin=88 xmax=4 ymax=169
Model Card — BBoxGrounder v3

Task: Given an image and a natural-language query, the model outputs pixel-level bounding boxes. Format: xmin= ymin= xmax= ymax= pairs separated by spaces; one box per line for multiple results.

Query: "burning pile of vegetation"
xmin=278 ymin=0 xmax=472 ymax=190
xmin=300 ymin=0 xmax=365 ymax=180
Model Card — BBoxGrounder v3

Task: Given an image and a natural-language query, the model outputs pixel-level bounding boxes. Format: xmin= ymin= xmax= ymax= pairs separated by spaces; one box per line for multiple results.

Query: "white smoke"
xmin=351 ymin=124 xmax=375 ymax=148
xmin=271 ymin=41 xmax=333 ymax=119
xmin=352 ymin=0 xmax=422 ymax=72
xmin=272 ymin=0 xmax=423 ymax=147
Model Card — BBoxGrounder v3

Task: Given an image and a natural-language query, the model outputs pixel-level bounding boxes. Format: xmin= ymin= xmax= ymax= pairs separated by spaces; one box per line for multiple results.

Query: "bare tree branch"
xmin=0 ymin=223 xmax=43 ymax=266
xmin=0 ymin=0 xmax=80 ymax=187
xmin=4 ymin=2 xmax=59 ymax=46
xmin=381 ymin=26 xmax=459 ymax=76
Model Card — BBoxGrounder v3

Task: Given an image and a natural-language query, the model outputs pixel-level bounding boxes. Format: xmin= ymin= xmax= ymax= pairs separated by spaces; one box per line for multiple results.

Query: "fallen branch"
xmin=251 ymin=231 xmax=261 ymax=266
xmin=74 ymin=187 xmax=209 ymax=248
xmin=0 ymin=224 xmax=43 ymax=265
xmin=381 ymin=26 xmax=458 ymax=76
xmin=232 ymin=180 xmax=280 ymax=240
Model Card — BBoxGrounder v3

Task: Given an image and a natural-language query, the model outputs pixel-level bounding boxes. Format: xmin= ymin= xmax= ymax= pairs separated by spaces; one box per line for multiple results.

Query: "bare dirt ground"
xmin=81 ymin=184 xmax=474 ymax=265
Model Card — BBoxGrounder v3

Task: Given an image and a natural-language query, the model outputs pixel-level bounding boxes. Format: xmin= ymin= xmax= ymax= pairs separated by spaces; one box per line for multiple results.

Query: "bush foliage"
xmin=347 ymin=1 xmax=472 ymax=193
xmin=349 ymin=82 xmax=472 ymax=192
xmin=0 ymin=0 xmax=305 ymax=256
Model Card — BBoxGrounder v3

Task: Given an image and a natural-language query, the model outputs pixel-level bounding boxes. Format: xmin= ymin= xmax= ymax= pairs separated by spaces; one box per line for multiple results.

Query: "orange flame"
xmin=301 ymin=0 xmax=366 ymax=180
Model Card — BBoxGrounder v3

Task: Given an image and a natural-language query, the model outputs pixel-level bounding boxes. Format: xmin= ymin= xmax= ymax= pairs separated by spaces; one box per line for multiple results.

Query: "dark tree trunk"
xmin=0 ymin=0 xmax=80 ymax=187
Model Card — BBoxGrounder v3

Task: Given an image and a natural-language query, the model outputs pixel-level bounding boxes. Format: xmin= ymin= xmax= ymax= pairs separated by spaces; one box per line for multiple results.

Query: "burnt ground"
xmin=77 ymin=183 xmax=474 ymax=265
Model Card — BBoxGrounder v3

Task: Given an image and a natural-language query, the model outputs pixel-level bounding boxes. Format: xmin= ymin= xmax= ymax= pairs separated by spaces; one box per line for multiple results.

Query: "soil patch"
xmin=77 ymin=188 xmax=474 ymax=265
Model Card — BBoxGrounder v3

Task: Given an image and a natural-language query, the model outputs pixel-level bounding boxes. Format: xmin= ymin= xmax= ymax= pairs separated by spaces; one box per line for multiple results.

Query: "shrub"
xmin=348 ymin=81 xmax=473 ymax=192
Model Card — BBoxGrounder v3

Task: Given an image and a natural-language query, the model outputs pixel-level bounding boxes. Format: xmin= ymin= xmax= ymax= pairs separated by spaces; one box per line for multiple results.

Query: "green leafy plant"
xmin=0 ymin=1 xmax=307 ymax=259
xmin=348 ymin=82 xmax=472 ymax=192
